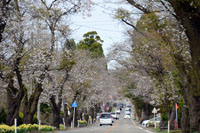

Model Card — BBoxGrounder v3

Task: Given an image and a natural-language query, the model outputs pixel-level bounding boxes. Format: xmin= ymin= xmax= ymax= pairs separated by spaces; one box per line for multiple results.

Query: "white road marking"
xmin=144 ymin=130 xmax=154 ymax=133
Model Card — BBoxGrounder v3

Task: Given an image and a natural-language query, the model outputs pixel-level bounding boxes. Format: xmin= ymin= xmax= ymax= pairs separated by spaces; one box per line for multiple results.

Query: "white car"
xmin=125 ymin=107 xmax=131 ymax=112
xmin=116 ymin=109 xmax=121 ymax=114
xmin=142 ymin=117 xmax=161 ymax=127
xmin=142 ymin=120 xmax=150 ymax=127
xmin=111 ymin=112 xmax=119 ymax=120
xmin=125 ymin=110 xmax=131 ymax=114
xmin=124 ymin=112 xmax=131 ymax=119
xmin=96 ymin=113 xmax=100 ymax=120
xmin=99 ymin=113 xmax=113 ymax=126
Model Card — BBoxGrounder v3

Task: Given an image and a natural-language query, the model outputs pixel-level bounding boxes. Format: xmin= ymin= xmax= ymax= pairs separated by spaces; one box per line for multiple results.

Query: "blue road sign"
xmin=72 ymin=101 xmax=78 ymax=108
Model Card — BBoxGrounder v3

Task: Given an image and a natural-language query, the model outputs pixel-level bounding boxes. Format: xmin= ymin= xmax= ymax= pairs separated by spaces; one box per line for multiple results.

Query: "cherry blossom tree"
xmin=117 ymin=0 xmax=200 ymax=131
xmin=0 ymin=0 xmax=93 ymax=125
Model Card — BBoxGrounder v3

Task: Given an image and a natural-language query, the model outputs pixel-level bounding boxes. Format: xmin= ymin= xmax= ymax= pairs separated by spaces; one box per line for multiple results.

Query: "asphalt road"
xmin=56 ymin=113 xmax=154 ymax=133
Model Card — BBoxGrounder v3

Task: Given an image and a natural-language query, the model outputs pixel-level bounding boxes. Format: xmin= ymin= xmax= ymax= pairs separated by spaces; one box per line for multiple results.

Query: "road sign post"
xmin=72 ymin=101 xmax=78 ymax=128
xmin=152 ymin=108 xmax=157 ymax=128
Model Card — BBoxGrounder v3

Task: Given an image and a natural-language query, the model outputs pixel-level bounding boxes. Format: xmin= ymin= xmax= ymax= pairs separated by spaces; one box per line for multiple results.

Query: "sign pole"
xmin=73 ymin=107 xmax=75 ymax=128
xmin=72 ymin=100 xmax=78 ymax=128
xmin=175 ymin=103 xmax=178 ymax=129
xmin=152 ymin=107 xmax=157 ymax=129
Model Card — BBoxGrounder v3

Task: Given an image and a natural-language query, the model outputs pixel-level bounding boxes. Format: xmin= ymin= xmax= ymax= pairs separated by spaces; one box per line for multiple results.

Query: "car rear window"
xmin=100 ymin=114 xmax=111 ymax=118
xmin=125 ymin=113 xmax=131 ymax=115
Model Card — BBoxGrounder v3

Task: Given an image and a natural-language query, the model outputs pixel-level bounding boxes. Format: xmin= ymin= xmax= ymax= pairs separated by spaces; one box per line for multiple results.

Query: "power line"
xmin=71 ymin=24 xmax=123 ymax=33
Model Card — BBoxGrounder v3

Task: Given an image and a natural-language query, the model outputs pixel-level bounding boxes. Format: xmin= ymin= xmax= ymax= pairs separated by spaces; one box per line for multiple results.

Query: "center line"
xmin=104 ymin=120 xmax=120 ymax=133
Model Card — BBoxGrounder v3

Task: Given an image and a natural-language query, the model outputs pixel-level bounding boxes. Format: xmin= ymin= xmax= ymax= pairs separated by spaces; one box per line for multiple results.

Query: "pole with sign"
xmin=72 ymin=100 xmax=78 ymax=128
xmin=152 ymin=108 xmax=157 ymax=128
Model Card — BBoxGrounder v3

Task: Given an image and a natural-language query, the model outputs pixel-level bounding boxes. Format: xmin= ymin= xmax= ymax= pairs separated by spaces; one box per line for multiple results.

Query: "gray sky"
xmin=70 ymin=0 xmax=134 ymax=55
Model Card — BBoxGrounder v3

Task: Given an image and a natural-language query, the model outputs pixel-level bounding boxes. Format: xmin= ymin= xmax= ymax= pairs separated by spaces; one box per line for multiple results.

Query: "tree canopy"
xmin=77 ymin=31 xmax=104 ymax=58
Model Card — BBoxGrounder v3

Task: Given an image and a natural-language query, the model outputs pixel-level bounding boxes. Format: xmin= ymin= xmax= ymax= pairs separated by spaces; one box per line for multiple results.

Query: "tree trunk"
xmin=169 ymin=102 xmax=176 ymax=130
xmin=189 ymin=94 xmax=200 ymax=132
xmin=50 ymin=95 xmax=61 ymax=129
xmin=6 ymin=79 xmax=24 ymax=126
xmin=64 ymin=104 xmax=70 ymax=127
xmin=181 ymin=93 xmax=190 ymax=133
xmin=49 ymin=72 xmax=69 ymax=128
xmin=23 ymin=82 xmax=43 ymax=124
xmin=65 ymin=107 xmax=73 ymax=127
xmin=168 ymin=1 xmax=200 ymax=132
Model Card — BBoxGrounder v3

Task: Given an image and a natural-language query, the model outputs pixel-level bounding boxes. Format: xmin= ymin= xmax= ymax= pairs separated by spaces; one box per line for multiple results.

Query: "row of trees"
xmin=107 ymin=0 xmax=200 ymax=132
xmin=0 ymin=0 xmax=121 ymax=129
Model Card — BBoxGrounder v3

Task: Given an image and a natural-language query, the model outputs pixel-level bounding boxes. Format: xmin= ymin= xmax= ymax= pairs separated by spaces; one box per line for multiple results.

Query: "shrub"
xmin=78 ymin=120 xmax=87 ymax=125
xmin=59 ymin=124 xmax=65 ymax=130
xmin=39 ymin=125 xmax=56 ymax=131
xmin=33 ymin=114 xmax=38 ymax=124
xmin=0 ymin=124 xmax=56 ymax=133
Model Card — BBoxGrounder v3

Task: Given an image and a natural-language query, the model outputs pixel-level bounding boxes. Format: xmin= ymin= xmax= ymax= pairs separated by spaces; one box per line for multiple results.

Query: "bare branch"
xmin=160 ymin=0 xmax=179 ymax=20
xmin=126 ymin=0 xmax=151 ymax=13
xmin=49 ymin=0 xmax=58 ymax=9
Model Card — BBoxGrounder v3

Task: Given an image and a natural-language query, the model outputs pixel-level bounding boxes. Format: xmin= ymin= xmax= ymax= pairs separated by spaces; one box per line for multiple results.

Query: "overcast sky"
xmin=70 ymin=0 xmax=135 ymax=55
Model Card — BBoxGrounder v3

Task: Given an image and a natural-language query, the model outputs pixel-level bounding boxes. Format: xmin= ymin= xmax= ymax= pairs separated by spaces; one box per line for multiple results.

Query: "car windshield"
xmin=100 ymin=114 xmax=111 ymax=118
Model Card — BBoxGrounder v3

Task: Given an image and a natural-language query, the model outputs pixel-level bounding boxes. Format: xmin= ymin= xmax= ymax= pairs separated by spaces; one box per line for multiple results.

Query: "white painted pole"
xmin=168 ymin=120 xmax=170 ymax=133
xmin=72 ymin=107 xmax=75 ymax=128
xmin=63 ymin=118 xmax=65 ymax=129
xmin=37 ymin=100 xmax=40 ymax=125
xmin=39 ymin=120 xmax=41 ymax=130
xmin=14 ymin=118 xmax=17 ymax=133
xmin=78 ymin=121 xmax=79 ymax=128
xmin=154 ymin=112 xmax=156 ymax=128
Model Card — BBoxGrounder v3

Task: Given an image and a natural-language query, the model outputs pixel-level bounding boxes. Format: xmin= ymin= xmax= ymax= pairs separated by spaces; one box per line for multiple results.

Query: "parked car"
xmin=126 ymin=104 xmax=131 ymax=108
xmin=125 ymin=110 xmax=131 ymax=114
xmin=99 ymin=113 xmax=113 ymax=126
xmin=96 ymin=113 xmax=100 ymax=120
xmin=116 ymin=109 xmax=121 ymax=114
xmin=142 ymin=120 xmax=150 ymax=127
xmin=124 ymin=112 xmax=131 ymax=119
xmin=111 ymin=112 xmax=119 ymax=120
xmin=142 ymin=117 xmax=161 ymax=127
xmin=125 ymin=107 xmax=131 ymax=112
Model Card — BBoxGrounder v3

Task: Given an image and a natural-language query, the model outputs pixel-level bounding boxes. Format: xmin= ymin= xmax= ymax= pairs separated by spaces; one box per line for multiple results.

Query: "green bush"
xmin=0 ymin=124 xmax=56 ymax=133
xmin=33 ymin=114 xmax=37 ymax=124
xmin=39 ymin=125 xmax=56 ymax=131
xmin=161 ymin=111 xmax=168 ymax=121
xmin=59 ymin=124 xmax=65 ymax=130
xmin=78 ymin=120 xmax=87 ymax=124
xmin=40 ymin=103 xmax=51 ymax=113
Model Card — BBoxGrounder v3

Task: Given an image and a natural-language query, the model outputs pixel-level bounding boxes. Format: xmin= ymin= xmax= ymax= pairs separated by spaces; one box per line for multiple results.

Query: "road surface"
xmin=56 ymin=113 xmax=154 ymax=133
